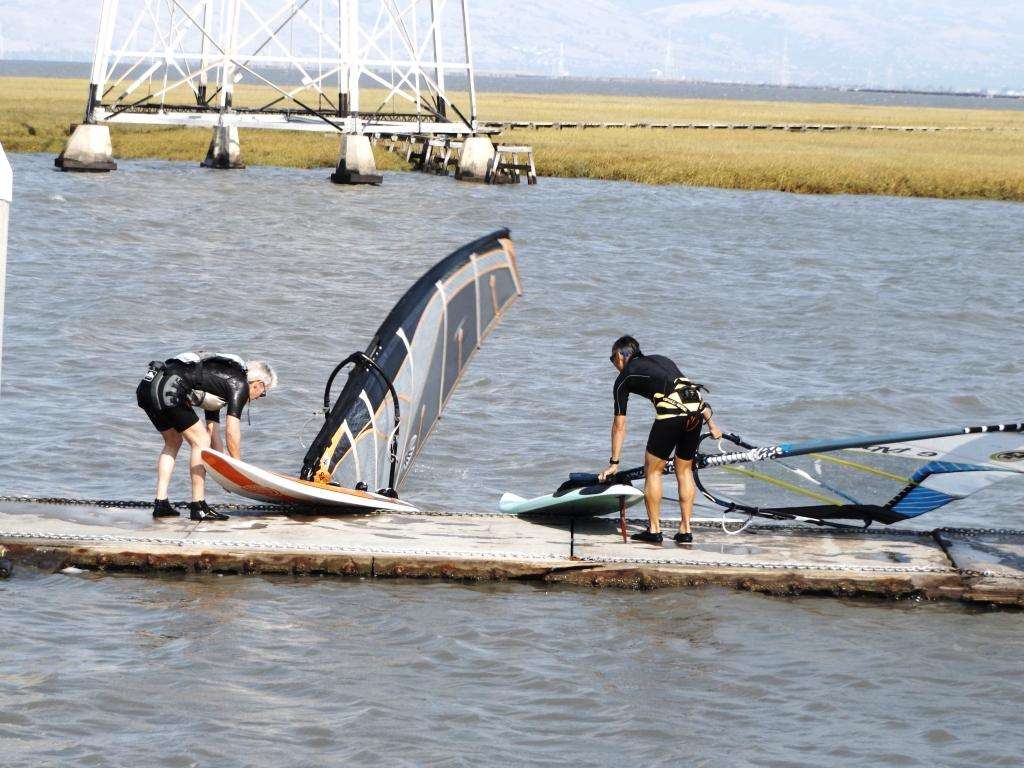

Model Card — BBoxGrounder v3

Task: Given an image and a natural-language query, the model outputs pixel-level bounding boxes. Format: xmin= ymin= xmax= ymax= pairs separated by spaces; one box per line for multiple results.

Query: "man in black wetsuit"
xmin=136 ymin=353 xmax=278 ymax=521
xmin=598 ymin=336 xmax=722 ymax=544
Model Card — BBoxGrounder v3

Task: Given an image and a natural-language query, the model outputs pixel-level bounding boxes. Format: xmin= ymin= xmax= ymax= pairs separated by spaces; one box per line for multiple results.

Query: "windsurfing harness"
xmin=605 ymin=422 xmax=1024 ymax=527
xmin=654 ymin=378 xmax=709 ymax=428
xmin=143 ymin=353 xmax=247 ymax=412
xmin=300 ymin=229 xmax=522 ymax=491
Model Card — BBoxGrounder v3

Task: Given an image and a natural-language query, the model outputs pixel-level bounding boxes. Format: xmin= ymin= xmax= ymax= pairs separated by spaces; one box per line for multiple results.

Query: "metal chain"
xmin=935 ymin=526 xmax=1024 ymax=537
xmin=0 ymin=529 xmax=566 ymax=562
xmin=0 ymin=495 xmax=282 ymax=512
xmin=0 ymin=495 xmax=512 ymax=517
xmin=1 ymin=528 xmax=1017 ymax=579
xmin=621 ymin=516 xmax=938 ymax=536
xmin=1 ymin=496 xmax=1021 ymax=580
xmin=3 ymin=496 xmax=1023 ymax=534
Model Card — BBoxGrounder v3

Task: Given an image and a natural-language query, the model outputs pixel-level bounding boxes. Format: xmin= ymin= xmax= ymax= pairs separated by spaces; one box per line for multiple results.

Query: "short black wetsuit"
xmin=612 ymin=353 xmax=707 ymax=461
xmin=136 ymin=357 xmax=250 ymax=433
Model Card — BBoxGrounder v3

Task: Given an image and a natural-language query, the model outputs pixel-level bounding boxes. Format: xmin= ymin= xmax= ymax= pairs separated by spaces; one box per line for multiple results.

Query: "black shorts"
xmin=136 ymin=379 xmax=199 ymax=434
xmin=646 ymin=417 xmax=701 ymax=461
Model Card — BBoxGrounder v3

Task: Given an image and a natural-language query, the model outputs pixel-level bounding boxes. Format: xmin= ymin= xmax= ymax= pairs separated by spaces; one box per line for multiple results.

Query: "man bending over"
xmin=136 ymin=352 xmax=277 ymax=521
xmin=598 ymin=336 xmax=722 ymax=544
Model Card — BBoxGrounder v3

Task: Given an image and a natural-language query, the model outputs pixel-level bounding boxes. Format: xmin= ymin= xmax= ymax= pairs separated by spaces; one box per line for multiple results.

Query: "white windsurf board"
xmin=200 ymin=448 xmax=419 ymax=513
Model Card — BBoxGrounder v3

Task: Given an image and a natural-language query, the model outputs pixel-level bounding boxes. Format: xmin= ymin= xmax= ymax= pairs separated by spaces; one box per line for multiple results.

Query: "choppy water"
xmin=4 ymin=573 xmax=1023 ymax=767
xmin=1 ymin=154 xmax=1023 ymax=765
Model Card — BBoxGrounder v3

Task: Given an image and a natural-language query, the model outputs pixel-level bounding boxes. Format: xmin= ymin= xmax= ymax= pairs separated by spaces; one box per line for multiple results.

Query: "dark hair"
xmin=612 ymin=335 xmax=641 ymax=361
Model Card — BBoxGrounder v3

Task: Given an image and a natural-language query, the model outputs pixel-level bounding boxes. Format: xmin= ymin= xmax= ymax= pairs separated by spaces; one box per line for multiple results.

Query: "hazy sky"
xmin=2 ymin=0 xmax=1022 ymax=89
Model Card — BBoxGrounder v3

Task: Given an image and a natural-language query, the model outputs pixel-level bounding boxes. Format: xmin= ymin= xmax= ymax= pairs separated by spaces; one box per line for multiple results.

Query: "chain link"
xmin=0 ymin=495 xmax=517 ymax=517
xmin=0 ymin=495 xmax=286 ymax=512
xmin=0 ymin=529 xmax=587 ymax=563
xmin=0 ymin=532 xmax=1016 ymax=579
xmin=935 ymin=526 xmax=1024 ymax=537
xmin=1 ymin=495 xmax=1021 ymax=581
xmin=0 ymin=528 xmax=971 ymax=575
xmin=3 ymin=497 xmax=1022 ymax=536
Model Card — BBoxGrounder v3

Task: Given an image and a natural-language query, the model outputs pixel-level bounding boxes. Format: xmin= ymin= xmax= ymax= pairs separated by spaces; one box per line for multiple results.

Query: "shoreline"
xmin=3 ymin=76 xmax=1023 ymax=201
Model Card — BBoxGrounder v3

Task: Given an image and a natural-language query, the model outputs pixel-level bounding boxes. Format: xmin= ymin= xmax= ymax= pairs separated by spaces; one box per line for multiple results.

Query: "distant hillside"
xmin=2 ymin=0 xmax=1022 ymax=91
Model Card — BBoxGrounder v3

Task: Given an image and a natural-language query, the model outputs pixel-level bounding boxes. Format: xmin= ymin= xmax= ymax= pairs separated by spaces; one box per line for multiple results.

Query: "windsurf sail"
xmin=300 ymin=229 xmax=522 ymax=492
xmin=604 ymin=422 xmax=1024 ymax=527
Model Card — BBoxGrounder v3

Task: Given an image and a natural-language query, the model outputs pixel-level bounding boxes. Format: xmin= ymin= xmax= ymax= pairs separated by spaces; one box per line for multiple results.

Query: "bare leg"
xmin=207 ymin=420 xmax=224 ymax=453
xmin=156 ymin=428 xmax=183 ymax=500
xmin=674 ymin=456 xmax=695 ymax=534
xmin=180 ymin=421 xmax=212 ymax=502
xmin=643 ymin=452 xmax=668 ymax=533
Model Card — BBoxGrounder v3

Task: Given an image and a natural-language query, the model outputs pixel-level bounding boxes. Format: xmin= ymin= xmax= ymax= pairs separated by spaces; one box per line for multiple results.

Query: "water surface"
xmin=2 ymin=154 xmax=1021 ymax=526
xmin=1 ymin=154 xmax=1022 ymax=766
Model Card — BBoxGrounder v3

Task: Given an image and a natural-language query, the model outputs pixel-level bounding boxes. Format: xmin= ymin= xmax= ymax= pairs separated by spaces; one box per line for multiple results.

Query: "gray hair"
xmin=246 ymin=360 xmax=278 ymax=390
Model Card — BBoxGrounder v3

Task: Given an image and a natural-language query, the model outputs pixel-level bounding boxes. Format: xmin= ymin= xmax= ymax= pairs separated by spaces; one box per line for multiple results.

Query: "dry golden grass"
xmin=2 ymin=76 xmax=1023 ymax=200
xmin=476 ymin=90 xmax=1024 ymax=128
xmin=517 ymin=126 xmax=1024 ymax=198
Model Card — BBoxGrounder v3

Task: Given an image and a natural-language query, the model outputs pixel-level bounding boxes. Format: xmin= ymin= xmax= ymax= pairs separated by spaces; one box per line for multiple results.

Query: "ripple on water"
xmin=2 ymin=157 xmax=1023 ymax=765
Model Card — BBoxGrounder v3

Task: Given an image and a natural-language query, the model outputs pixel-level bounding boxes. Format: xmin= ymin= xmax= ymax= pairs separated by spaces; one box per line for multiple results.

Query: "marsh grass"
xmin=2 ymin=76 xmax=1022 ymax=200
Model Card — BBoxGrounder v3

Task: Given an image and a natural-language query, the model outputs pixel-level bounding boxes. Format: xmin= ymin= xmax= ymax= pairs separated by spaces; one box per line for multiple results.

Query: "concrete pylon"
xmin=455 ymin=136 xmax=495 ymax=183
xmin=54 ymin=124 xmax=117 ymax=172
xmin=330 ymin=135 xmax=382 ymax=185
xmin=201 ymin=126 xmax=245 ymax=169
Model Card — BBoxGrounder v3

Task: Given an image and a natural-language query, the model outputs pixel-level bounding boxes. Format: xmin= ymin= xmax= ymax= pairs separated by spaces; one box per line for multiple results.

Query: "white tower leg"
xmin=430 ymin=0 xmax=447 ymax=118
xmin=201 ymin=125 xmax=245 ymax=169
xmin=201 ymin=0 xmax=244 ymax=169
xmin=331 ymin=135 xmax=382 ymax=185
xmin=56 ymin=0 xmax=118 ymax=171
xmin=456 ymin=136 xmax=494 ymax=182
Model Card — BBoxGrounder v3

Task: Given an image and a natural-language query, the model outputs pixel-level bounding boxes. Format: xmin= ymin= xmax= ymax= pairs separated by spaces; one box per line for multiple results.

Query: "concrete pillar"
xmin=0 ymin=141 xmax=10 ymax=393
xmin=330 ymin=135 xmax=382 ymax=185
xmin=201 ymin=125 xmax=245 ymax=169
xmin=54 ymin=124 xmax=117 ymax=172
xmin=455 ymin=136 xmax=495 ymax=183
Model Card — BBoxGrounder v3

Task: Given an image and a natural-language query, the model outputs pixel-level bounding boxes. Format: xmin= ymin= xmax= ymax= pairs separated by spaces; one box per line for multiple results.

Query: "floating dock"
xmin=0 ymin=501 xmax=1022 ymax=605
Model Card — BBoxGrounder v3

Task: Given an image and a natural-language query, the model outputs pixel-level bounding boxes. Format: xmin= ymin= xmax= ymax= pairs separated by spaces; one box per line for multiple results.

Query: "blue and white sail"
xmin=691 ymin=423 xmax=1024 ymax=525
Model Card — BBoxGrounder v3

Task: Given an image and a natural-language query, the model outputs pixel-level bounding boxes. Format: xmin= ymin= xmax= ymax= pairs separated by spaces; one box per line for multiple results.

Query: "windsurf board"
xmin=499 ymin=482 xmax=644 ymax=517
xmin=200 ymin=448 xmax=419 ymax=513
